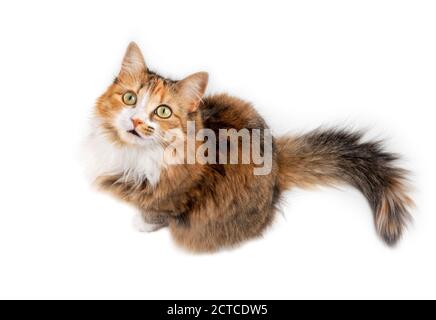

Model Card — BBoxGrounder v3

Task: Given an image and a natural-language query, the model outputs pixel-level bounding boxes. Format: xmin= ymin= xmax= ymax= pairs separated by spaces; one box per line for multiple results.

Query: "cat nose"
xmin=131 ymin=118 xmax=144 ymax=128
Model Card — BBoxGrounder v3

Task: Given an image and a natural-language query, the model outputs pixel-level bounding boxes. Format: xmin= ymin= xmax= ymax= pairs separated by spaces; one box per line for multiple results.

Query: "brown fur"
xmin=90 ymin=43 xmax=413 ymax=252
xmin=277 ymin=130 xmax=413 ymax=245
xmin=97 ymin=92 xmax=279 ymax=252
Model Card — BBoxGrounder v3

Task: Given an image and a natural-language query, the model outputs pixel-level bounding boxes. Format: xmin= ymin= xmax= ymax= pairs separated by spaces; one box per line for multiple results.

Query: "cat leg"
xmin=132 ymin=212 xmax=168 ymax=233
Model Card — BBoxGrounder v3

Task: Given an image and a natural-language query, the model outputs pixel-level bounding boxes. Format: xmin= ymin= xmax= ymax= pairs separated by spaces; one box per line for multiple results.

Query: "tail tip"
xmin=376 ymin=189 xmax=413 ymax=247
xmin=380 ymin=229 xmax=402 ymax=247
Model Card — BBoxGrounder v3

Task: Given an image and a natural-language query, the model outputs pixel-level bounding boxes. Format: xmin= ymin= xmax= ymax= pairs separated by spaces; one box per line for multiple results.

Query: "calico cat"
xmin=85 ymin=42 xmax=413 ymax=252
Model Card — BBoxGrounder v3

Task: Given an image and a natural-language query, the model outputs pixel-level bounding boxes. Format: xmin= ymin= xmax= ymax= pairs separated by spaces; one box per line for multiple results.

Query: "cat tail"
xmin=276 ymin=128 xmax=413 ymax=246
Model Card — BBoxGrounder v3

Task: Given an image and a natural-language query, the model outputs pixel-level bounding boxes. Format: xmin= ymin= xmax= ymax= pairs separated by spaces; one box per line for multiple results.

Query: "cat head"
xmin=94 ymin=42 xmax=208 ymax=147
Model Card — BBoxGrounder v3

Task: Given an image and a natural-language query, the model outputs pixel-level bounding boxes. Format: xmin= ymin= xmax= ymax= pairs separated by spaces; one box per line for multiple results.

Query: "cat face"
xmin=95 ymin=42 xmax=208 ymax=147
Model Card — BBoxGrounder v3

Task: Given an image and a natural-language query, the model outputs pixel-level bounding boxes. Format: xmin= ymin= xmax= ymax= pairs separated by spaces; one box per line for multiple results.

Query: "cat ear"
xmin=119 ymin=42 xmax=147 ymax=77
xmin=176 ymin=72 xmax=209 ymax=112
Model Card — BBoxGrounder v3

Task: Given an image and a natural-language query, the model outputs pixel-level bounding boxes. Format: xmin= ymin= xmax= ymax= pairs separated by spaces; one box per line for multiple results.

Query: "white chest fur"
xmin=83 ymin=127 xmax=164 ymax=187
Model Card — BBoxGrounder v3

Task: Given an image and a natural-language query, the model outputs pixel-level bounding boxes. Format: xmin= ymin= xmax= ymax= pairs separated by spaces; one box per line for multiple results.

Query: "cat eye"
xmin=122 ymin=91 xmax=137 ymax=106
xmin=154 ymin=105 xmax=172 ymax=119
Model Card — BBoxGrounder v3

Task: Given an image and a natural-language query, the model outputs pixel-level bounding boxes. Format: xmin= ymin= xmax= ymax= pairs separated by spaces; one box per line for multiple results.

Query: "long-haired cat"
xmin=85 ymin=42 xmax=413 ymax=252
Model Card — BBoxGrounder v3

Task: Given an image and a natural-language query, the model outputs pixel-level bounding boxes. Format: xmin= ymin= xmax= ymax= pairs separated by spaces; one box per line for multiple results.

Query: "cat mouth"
xmin=127 ymin=129 xmax=141 ymax=138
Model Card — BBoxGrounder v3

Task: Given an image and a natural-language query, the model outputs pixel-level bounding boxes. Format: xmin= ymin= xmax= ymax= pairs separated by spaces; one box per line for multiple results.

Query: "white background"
xmin=0 ymin=0 xmax=435 ymax=299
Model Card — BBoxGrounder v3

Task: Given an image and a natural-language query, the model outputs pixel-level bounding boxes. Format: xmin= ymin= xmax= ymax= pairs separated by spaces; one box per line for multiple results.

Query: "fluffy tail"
xmin=276 ymin=128 xmax=413 ymax=246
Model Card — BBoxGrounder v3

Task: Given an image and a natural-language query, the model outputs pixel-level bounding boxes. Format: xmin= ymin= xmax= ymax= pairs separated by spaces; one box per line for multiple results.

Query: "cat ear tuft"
xmin=119 ymin=42 xmax=147 ymax=77
xmin=177 ymin=72 xmax=209 ymax=112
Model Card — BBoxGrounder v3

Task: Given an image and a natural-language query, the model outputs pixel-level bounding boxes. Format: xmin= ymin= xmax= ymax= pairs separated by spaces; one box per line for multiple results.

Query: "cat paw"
xmin=132 ymin=213 xmax=164 ymax=232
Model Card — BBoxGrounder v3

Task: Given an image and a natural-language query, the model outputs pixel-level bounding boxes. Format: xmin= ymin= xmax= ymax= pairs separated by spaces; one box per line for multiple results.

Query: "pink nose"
xmin=131 ymin=118 xmax=144 ymax=128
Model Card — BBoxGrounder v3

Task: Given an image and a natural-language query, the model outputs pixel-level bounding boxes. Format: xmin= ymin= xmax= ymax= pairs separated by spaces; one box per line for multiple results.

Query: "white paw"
xmin=132 ymin=213 xmax=162 ymax=233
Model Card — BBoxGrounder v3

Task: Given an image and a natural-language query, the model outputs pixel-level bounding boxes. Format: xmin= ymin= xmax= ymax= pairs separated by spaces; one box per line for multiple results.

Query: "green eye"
xmin=155 ymin=105 xmax=172 ymax=119
xmin=122 ymin=91 xmax=137 ymax=106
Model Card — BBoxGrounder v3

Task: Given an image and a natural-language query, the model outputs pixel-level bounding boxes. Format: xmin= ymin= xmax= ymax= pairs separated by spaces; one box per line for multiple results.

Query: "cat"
xmin=85 ymin=42 xmax=413 ymax=252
